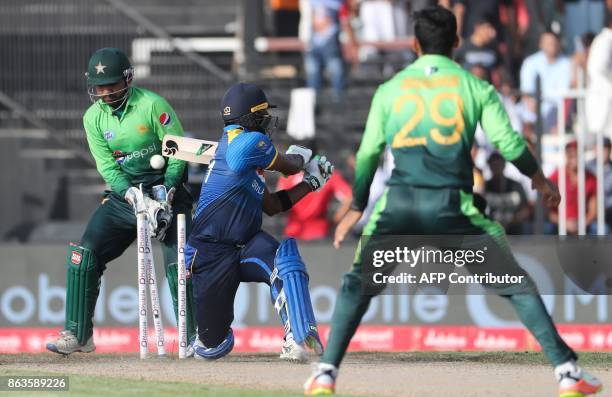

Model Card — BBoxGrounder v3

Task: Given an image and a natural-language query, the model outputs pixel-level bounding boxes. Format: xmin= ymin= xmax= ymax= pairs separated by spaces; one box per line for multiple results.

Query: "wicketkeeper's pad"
xmin=65 ymin=244 xmax=100 ymax=345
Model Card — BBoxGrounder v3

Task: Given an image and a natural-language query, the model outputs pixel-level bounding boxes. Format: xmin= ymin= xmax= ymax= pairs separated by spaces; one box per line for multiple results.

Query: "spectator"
xmin=358 ymin=0 xmax=407 ymax=50
xmin=269 ymin=0 xmax=301 ymax=37
xmin=277 ymin=169 xmax=353 ymax=241
xmin=468 ymin=63 xmax=490 ymax=82
xmin=586 ymin=11 xmax=612 ymax=140
xmin=357 ymin=0 xmax=411 ymax=74
xmin=300 ymin=0 xmax=358 ymax=103
xmin=587 ymin=137 xmax=612 ymax=230
xmin=346 ymin=146 xmax=394 ymax=233
xmin=498 ymin=70 xmax=528 ymax=142
xmin=548 ymin=141 xmax=598 ymax=234
xmin=570 ymin=31 xmax=595 ymax=88
xmin=455 ymin=16 xmax=502 ymax=83
xmin=519 ymin=0 xmax=564 ymax=56
xmin=473 ymin=71 xmax=536 ymax=200
xmin=563 ymin=0 xmax=606 ymax=52
xmin=451 ymin=0 xmax=513 ymax=39
xmin=485 ymin=152 xmax=531 ymax=234
xmin=519 ymin=31 xmax=571 ymax=134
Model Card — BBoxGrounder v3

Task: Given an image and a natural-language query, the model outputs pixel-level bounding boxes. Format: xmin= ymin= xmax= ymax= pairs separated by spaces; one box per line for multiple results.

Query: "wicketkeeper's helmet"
xmin=85 ymin=48 xmax=134 ymax=105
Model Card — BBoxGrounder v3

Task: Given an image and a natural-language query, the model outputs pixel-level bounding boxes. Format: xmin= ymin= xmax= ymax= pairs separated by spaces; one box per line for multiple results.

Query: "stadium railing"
xmin=550 ymin=73 xmax=611 ymax=236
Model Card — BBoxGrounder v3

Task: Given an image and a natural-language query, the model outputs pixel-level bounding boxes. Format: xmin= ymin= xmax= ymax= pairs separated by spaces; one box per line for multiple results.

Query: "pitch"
xmin=1 ymin=352 xmax=610 ymax=396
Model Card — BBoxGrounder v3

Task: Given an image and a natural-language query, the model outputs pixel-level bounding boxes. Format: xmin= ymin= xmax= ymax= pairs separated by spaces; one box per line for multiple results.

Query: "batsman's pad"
xmin=193 ymin=328 xmax=234 ymax=360
xmin=65 ymin=244 xmax=100 ymax=345
xmin=273 ymin=238 xmax=321 ymax=345
xmin=166 ymin=263 xmax=197 ymax=341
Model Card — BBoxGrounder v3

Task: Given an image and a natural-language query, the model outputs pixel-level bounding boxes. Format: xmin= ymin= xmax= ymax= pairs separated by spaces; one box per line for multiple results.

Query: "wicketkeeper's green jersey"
xmin=83 ymin=86 xmax=186 ymax=197
xmin=352 ymin=54 xmax=538 ymax=211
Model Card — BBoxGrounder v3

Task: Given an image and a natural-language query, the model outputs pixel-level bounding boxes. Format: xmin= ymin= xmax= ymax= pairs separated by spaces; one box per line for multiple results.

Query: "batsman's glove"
xmin=286 ymin=145 xmax=312 ymax=169
xmin=303 ymin=155 xmax=334 ymax=192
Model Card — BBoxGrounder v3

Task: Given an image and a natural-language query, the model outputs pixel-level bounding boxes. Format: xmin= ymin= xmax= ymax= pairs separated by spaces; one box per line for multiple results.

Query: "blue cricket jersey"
xmin=188 ymin=125 xmax=278 ymax=247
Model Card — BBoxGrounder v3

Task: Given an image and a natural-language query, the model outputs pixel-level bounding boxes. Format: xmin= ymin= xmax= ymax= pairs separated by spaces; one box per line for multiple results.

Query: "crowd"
xmin=266 ymin=0 xmax=612 ymax=237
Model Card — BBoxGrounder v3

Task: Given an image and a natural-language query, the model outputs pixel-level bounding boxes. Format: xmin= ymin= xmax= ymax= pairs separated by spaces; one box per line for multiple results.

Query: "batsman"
xmin=185 ymin=82 xmax=331 ymax=361
xmin=304 ymin=7 xmax=603 ymax=397
xmin=46 ymin=48 xmax=197 ymax=355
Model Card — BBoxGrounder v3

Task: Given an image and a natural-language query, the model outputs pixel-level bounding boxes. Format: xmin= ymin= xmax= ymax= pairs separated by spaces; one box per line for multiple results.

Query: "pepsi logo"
xmin=159 ymin=112 xmax=172 ymax=126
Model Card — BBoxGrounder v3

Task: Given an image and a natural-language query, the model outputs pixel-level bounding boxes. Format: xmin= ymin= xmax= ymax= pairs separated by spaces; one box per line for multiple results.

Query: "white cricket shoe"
xmin=280 ymin=335 xmax=308 ymax=363
xmin=185 ymin=334 xmax=197 ymax=358
xmin=46 ymin=330 xmax=95 ymax=355
xmin=555 ymin=360 xmax=603 ymax=397
xmin=304 ymin=362 xmax=338 ymax=395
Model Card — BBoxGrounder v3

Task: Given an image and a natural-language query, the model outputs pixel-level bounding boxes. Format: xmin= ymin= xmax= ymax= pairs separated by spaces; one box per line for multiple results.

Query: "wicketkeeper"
xmin=46 ymin=48 xmax=197 ymax=355
xmin=185 ymin=82 xmax=332 ymax=361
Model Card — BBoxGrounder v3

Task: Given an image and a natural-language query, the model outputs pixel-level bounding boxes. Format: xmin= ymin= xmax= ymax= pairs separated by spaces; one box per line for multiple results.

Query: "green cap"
xmin=86 ymin=48 xmax=132 ymax=86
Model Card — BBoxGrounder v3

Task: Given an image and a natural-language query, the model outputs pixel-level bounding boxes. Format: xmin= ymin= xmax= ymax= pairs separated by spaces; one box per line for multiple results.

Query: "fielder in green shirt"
xmin=304 ymin=7 xmax=603 ymax=397
xmin=46 ymin=48 xmax=197 ymax=355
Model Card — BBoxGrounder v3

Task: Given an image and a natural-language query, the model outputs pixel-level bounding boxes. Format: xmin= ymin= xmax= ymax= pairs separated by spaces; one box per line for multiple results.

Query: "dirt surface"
xmin=1 ymin=353 xmax=610 ymax=397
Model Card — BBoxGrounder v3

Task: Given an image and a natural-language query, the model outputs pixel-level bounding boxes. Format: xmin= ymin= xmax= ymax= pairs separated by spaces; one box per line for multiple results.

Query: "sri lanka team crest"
xmin=159 ymin=112 xmax=172 ymax=126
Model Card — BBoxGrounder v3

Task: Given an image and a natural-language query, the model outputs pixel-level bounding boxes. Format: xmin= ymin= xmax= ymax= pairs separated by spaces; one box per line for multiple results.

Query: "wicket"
xmin=136 ymin=212 xmax=166 ymax=359
xmin=177 ymin=214 xmax=188 ymax=359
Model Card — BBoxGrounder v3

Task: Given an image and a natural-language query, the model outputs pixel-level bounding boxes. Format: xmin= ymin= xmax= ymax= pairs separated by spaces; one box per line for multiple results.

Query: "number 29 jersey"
xmin=352 ymin=54 xmax=537 ymax=211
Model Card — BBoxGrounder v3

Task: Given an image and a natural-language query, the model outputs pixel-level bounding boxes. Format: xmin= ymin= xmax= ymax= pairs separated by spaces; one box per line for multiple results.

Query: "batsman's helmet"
xmin=220 ymin=82 xmax=278 ymax=135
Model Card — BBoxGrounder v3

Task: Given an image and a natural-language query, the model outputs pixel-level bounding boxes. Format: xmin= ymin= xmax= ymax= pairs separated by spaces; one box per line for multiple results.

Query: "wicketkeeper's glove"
xmin=125 ymin=185 xmax=147 ymax=214
xmin=125 ymin=184 xmax=174 ymax=241
xmin=147 ymin=185 xmax=175 ymax=241
xmin=286 ymin=145 xmax=313 ymax=169
xmin=303 ymin=155 xmax=334 ymax=192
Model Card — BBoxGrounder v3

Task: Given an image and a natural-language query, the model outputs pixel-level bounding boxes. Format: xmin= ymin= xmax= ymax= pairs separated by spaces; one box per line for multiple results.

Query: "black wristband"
xmin=275 ymin=190 xmax=293 ymax=211
xmin=510 ymin=147 xmax=539 ymax=178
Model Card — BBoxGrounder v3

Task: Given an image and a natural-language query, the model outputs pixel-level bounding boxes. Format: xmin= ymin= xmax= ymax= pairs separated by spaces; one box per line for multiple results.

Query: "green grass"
xmin=1 ymin=352 xmax=610 ymax=396
xmin=0 ymin=369 xmax=308 ymax=397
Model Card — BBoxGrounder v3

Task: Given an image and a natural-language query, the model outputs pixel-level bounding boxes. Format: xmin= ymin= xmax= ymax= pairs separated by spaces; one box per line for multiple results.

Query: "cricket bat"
xmin=162 ymin=135 xmax=218 ymax=165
